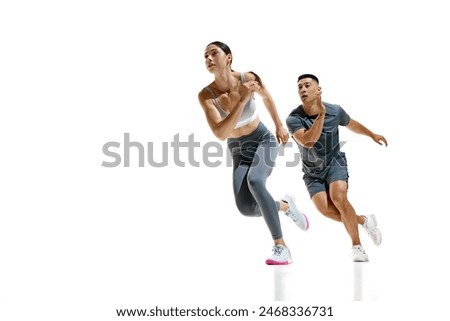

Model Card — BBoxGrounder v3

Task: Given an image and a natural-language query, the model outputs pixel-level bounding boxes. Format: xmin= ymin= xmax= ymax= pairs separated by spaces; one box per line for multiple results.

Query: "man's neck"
xmin=302 ymin=102 xmax=321 ymax=116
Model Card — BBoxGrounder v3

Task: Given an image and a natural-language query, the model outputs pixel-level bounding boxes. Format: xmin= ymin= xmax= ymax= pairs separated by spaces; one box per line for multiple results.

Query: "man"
xmin=286 ymin=74 xmax=387 ymax=262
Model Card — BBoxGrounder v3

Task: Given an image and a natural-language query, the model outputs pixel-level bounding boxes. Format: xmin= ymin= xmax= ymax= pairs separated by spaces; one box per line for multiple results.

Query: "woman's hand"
xmin=243 ymin=80 xmax=260 ymax=91
xmin=237 ymin=80 xmax=259 ymax=102
xmin=276 ymin=125 xmax=290 ymax=145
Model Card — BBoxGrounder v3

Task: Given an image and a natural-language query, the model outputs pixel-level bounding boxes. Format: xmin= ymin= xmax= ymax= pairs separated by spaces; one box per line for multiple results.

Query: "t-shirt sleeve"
xmin=286 ymin=112 xmax=305 ymax=135
xmin=338 ymin=105 xmax=351 ymax=126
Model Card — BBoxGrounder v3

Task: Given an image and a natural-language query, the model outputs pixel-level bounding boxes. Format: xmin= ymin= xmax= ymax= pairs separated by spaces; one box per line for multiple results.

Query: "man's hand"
xmin=316 ymin=89 xmax=326 ymax=116
xmin=372 ymin=134 xmax=388 ymax=146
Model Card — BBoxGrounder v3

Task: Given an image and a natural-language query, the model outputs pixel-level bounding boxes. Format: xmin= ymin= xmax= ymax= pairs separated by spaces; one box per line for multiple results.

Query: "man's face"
xmin=297 ymin=78 xmax=321 ymax=103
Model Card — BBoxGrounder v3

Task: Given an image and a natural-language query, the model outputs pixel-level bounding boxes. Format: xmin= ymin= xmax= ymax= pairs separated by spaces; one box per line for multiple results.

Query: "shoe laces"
xmin=273 ymin=245 xmax=284 ymax=256
xmin=285 ymin=209 xmax=297 ymax=222
xmin=353 ymin=245 xmax=365 ymax=254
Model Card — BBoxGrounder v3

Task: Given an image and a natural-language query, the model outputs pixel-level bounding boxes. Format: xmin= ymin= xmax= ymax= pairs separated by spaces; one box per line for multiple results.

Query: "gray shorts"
xmin=303 ymin=153 xmax=349 ymax=198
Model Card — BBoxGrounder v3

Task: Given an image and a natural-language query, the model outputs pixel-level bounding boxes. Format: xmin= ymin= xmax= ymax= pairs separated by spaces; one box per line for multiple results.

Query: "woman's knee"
xmin=235 ymin=200 xmax=260 ymax=217
xmin=247 ymin=174 xmax=267 ymax=192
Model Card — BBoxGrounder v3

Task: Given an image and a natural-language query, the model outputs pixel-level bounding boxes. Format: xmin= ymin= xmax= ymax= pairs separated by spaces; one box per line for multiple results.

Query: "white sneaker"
xmin=282 ymin=194 xmax=309 ymax=231
xmin=363 ymin=215 xmax=382 ymax=246
xmin=265 ymin=245 xmax=293 ymax=265
xmin=352 ymin=245 xmax=369 ymax=262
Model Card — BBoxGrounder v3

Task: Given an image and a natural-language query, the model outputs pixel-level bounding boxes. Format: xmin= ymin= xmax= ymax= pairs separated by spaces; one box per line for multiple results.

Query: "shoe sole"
xmin=353 ymin=258 xmax=369 ymax=263
xmin=367 ymin=214 xmax=378 ymax=228
xmin=372 ymin=228 xmax=382 ymax=246
xmin=283 ymin=194 xmax=309 ymax=231
xmin=265 ymin=258 xmax=293 ymax=265
xmin=365 ymin=215 xmax=382 ymax=246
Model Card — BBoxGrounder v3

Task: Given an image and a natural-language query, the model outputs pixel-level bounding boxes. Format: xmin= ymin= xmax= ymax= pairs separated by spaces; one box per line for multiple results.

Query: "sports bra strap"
xmin=204 ymin=86 xmax=217 ymax=99
xmin=240 ymin=72 xmax=246 ymax=83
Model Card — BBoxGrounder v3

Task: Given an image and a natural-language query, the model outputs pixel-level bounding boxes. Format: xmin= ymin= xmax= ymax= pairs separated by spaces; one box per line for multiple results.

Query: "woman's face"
xmin=204 ymin=44 xmax=231 ymax=72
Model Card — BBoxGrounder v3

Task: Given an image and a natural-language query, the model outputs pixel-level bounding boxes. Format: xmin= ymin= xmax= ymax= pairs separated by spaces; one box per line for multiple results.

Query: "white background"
xmin=1 ymin=0 xmax=449 ymax=320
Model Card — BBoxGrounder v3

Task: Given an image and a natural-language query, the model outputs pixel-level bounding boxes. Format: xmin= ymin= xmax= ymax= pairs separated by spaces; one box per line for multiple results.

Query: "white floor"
xmin=164 ymin=241 xmax=381 ymax=303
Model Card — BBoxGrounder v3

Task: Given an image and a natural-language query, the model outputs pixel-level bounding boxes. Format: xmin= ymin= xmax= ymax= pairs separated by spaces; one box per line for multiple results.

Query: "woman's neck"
xmin=213 ymin=70 xmax=238 ymax=93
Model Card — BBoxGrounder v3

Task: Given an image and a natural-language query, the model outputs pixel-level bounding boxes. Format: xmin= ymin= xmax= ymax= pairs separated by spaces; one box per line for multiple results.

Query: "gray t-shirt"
xmin=286 ymin=102 xmax=350 ymax=176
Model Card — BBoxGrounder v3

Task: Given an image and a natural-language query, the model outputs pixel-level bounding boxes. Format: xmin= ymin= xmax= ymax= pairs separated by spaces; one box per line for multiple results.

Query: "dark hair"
xmin=208 ymin=41 xmax=232 ymax=55
xmin=297 ymin=74 xmax=319 ymax=84
xmin=249 ymin=71 xmax=262 ymax=86
xmin=208 ymin=42 xmax=263 ymax=85
xmin=206 ymin=42 xmax=262 ymax=85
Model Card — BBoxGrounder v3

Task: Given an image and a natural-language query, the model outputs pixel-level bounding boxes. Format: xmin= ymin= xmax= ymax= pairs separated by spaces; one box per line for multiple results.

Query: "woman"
xmin=198 ymin=41 xmax=309 ymax=265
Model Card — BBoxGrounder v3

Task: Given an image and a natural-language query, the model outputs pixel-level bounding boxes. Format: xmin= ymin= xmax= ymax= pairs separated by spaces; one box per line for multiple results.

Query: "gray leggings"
xmin=227 ymin=122 xmax=282 ymax=240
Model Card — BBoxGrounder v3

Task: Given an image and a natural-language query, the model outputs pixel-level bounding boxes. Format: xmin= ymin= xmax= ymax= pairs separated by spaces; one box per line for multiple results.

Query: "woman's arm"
xmin=198 ymin=84 xmax=252 ymax=141
xmin=249 ymin=72 xmax=289 ymax=144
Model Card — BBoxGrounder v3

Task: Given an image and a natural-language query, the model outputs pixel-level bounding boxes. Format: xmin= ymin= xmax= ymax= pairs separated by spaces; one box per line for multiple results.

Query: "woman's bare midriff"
xmin=227 ymin=116 xmax=260 ymax=139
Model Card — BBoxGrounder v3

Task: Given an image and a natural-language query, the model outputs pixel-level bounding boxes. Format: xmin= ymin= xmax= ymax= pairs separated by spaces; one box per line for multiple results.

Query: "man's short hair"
xmin=297 ymin=74 xmax=319 ymax=84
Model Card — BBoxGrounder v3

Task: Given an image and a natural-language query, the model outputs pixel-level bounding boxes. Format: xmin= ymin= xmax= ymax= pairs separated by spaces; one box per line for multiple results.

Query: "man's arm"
xmin=346 ymin=118 xmax=388 ymax=146
xmin=292 ymin=94 xmax=326 ymax=148
xmin=292 ymin=113 xmax=325 ymax=148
